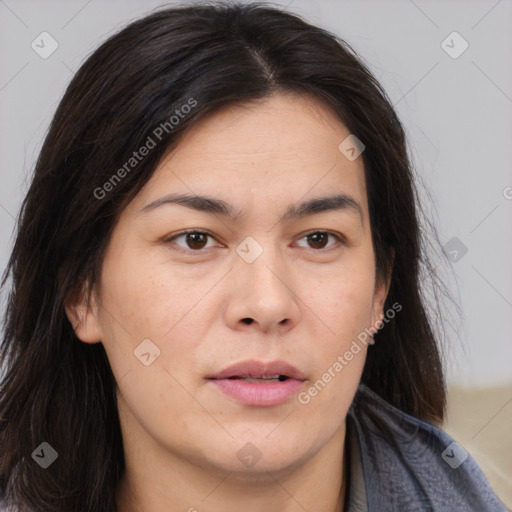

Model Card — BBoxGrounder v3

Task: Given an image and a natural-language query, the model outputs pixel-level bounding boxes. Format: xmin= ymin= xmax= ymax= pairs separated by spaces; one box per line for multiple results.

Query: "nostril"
xmin=242 ymin=318 xmax=254 ymax=325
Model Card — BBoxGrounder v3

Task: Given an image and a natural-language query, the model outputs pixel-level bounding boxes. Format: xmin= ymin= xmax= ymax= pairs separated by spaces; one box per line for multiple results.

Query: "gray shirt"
xmin=344 ymin=384 xmax=508 ymax=511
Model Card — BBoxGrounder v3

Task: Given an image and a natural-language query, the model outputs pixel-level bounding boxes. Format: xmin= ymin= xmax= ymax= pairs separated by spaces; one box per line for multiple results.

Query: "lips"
xmin=207 ymin=360 xmax=306 ymax=407
xmin=207 ymin=360 xmax=306 ymax=381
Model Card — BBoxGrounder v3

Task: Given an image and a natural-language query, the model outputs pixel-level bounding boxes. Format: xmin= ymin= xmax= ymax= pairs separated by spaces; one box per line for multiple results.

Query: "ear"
xmin=371 ymin=278 xmax=390 ymax=328
xmin=64 ymin=283 xmax=103 ymax=344
xmin=371 ymin=252 xmax=394 ymax=328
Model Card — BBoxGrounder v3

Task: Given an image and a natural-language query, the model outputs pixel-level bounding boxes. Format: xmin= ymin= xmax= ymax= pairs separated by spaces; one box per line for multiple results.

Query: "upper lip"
xmin=207 ymin=360 xmax=306 ymax=380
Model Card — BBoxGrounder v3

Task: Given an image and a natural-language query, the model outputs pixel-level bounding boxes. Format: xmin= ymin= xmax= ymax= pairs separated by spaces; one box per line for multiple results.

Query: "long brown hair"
xmin=0 ymin=2 xmax=447 ymax=510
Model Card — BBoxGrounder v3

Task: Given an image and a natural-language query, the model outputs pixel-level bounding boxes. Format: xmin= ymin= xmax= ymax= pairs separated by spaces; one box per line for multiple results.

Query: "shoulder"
xmin=347 ymin=384 xmax=508 ymax=512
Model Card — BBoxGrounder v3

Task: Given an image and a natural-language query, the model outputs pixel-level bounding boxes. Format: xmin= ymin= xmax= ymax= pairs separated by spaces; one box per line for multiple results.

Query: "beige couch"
xmin=444 ymin=384 xmax=512 ymax=511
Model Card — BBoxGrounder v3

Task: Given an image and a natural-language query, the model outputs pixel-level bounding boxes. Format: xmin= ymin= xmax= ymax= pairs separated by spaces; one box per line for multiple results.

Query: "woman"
xmin=0 ymin=2 xmax=507 ymax=511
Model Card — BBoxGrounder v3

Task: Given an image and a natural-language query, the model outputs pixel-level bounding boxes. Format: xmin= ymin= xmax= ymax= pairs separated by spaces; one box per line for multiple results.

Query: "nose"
xmin=223 ymin=242 xmax=301 ymax=335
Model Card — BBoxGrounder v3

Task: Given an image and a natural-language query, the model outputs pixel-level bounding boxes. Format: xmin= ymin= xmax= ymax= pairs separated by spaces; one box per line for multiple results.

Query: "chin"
xmin=199 ymin=433 xmax=313 ymax=477
xmin=217 ymin=455 xmax=309 ymax=481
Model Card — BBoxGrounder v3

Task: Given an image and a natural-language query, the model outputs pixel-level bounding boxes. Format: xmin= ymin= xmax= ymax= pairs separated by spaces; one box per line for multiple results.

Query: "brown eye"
xmin=307 ymin=232 xmax=329 ymax=249
xmin=184 ymin=232 xmax=208 ymax=250
xmin=296 ymin=231 xmax=343 ymax=251
xmin=166 ymin=230 xmax=217 ymax=251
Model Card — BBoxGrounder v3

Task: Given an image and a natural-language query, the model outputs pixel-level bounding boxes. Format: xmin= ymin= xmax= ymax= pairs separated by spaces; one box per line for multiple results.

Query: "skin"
xmin=66 ymin=91 xmax=390 ymax=512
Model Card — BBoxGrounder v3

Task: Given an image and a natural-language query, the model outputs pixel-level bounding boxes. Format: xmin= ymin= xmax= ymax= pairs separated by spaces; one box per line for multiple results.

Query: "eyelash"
xmin=164 ymin=229 xmax=346 ymax=254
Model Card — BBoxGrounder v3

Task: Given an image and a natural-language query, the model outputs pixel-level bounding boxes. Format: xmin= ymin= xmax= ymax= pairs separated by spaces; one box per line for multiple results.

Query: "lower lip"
xmin=209 ymin=378 xmax=304 ymax=406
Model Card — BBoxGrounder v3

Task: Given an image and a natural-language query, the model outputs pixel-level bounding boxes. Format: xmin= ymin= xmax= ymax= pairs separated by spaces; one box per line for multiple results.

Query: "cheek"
xmin=99 ymin=252 xmax=199 ymax=338
xmin=310 ymin=286 xmax=373 ymax=374
xmin=301 ymin=255 xmax=376 ymax=391
xmin=297 ymin=273 xmax=374 ymax=423
xmin=311 ymin=261 xmax=377 ymax=336
xmin=97 ymin=253 xmax=221 ymax=385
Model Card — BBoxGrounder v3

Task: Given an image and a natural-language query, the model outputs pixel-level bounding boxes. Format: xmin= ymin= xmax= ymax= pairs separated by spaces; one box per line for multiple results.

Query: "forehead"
xmin=132 ymin=92 xmax=368 ymax=217
xmin=169 ymin=92 xmax=353 ymax=163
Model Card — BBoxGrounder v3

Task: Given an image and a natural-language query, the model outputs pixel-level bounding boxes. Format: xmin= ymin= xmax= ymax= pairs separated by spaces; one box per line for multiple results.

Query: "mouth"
xmin=207 ymin=359 xmax=306 ymax=381
xmin=206 ymin=360 xmax=306 ymax=407
xmin=223 ymin=374 xmax=290 ymax=383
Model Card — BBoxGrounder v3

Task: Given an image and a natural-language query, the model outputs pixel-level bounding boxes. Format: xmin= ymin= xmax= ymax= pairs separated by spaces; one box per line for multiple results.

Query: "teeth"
xmin=237 ymin=375 xmax=288 ymax=383
xmin=242 ymin=377 xmax=280 ymax=383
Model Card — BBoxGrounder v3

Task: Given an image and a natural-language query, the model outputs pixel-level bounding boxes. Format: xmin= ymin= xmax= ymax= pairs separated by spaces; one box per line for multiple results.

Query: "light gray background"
xmin=0 ymin=0 xmax=511 ymax=387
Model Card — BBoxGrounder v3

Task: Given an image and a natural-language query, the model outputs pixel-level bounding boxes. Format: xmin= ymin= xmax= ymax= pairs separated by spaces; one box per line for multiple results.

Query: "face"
xmin=67 ymin=92 xmax=388 ymax=478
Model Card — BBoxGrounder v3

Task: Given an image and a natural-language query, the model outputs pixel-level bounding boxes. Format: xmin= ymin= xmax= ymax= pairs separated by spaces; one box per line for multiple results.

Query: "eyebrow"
xmin=141 ymin=192 xmax=363 ymax=223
